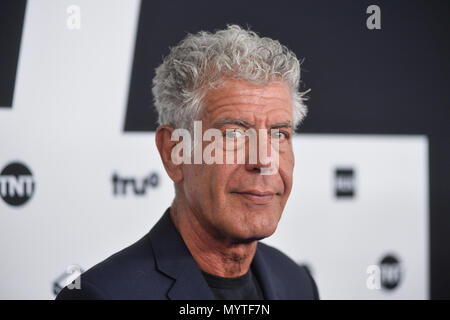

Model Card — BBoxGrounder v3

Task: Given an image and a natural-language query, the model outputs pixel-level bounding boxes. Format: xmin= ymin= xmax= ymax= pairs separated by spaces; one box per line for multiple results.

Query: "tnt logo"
xmin=0 ymin=162 xmax=35 ymax=207
xmin=366 ymin=254 xmax=402 ymax=291
xmin=380 ymin=254 xmax=402 ymax=290
xmin=335 ymin=168 xmax=355 ymax=198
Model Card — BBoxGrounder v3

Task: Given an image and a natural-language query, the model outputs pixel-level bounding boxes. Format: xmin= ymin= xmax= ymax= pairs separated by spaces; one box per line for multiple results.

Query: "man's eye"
xmin=225 ymin=129 xmax=244 ymax=139
xmin=271 ymin=131 xmax=288 ymax=140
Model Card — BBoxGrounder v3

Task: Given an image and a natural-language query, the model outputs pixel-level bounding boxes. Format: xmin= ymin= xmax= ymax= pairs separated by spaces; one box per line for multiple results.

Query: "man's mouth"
xmin=232 ymin=190 xmax=278 ymax=205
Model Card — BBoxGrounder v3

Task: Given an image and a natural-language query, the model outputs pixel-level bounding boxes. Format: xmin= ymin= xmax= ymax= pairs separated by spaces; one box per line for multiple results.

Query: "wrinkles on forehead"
xmin=202 ymin=79 xmax=293 ymax=130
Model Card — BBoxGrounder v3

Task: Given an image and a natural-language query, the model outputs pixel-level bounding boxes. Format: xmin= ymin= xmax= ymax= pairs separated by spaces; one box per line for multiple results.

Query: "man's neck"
xmin=169 ymin=203 xmax=257 ymax=278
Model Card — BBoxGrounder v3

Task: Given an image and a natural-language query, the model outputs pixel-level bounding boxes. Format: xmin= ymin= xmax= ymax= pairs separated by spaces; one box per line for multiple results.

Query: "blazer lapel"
xmin=252 ymin=242 xmax=280 ymax=299
xmin=166 ymin=263 xmax=215 ymax=300
xmin=149 ymin=208 xmax=215 ymax=300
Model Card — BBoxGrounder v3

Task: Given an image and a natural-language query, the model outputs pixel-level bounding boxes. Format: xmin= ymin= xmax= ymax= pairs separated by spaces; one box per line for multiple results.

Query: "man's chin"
xmin=231 ymin=235 xmax=266 ymax=245
xmin=230 ymin=225 xmax=278 ymax=245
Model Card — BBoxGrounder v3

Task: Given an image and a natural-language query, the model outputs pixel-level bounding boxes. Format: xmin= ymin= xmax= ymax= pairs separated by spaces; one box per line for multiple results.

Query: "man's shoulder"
xmin=257 ymin=241 xmax=320 ymax=300
xmin=56 ymin=232 xmax=170 ymax=300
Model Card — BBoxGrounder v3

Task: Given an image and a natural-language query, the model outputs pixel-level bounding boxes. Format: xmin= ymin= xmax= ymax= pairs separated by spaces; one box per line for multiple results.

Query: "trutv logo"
xmin=112 ymin=171 xmax=160 ymax=196
xmin=0 ymin=162 xmax=35 ymax=207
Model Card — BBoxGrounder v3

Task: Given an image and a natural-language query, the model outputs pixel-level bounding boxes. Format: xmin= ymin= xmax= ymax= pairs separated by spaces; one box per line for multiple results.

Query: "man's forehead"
xmin=204 ymin=79 xmax=292 ymax=106
xmin=205 ymin=104 xmax=293 ymax=130
xmin=203 ymin=80 xmax=292 ymax=124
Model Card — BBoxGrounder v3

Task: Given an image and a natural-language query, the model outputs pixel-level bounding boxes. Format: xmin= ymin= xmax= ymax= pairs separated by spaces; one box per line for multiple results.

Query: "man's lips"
xmin=232 ymin=190 xmax=278 ymax=204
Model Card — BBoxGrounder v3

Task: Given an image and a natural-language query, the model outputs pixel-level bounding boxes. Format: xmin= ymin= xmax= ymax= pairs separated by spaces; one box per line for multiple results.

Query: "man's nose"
xmin=244 ymin=130 xmax=273 ymax=173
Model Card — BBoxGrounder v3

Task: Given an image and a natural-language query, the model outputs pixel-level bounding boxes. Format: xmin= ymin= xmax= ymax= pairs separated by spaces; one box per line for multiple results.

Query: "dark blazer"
xmin=56 ymin=208 xmax=319 ymax=300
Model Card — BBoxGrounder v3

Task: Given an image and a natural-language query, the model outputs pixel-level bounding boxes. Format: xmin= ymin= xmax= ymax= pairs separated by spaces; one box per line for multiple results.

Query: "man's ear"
xmin=155 ymin=126 xmax=184 ymax=183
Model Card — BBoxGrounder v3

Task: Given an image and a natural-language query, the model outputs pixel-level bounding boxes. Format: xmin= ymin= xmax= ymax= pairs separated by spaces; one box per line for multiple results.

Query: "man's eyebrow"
xmin=271 ymin=121 xmax=293 ymax=130
xmin=213 ymin=118 xmax=293 ymax=130
xmin=214 ymin=118 xmax=254 ymax=128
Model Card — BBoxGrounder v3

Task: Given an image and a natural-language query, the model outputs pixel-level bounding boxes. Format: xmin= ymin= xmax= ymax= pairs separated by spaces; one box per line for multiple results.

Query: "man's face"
xmin=181 ymin=79 xmax=295 ymax=243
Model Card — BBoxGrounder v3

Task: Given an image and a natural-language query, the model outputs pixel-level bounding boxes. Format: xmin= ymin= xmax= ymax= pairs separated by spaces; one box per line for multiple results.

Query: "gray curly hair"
xmin=152 ymin=24 xmax=308 ymax=131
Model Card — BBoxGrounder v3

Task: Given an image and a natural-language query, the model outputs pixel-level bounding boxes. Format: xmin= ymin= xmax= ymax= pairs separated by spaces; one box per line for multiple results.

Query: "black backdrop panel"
xmin=0 ymin=0 xmax=26 ymax=108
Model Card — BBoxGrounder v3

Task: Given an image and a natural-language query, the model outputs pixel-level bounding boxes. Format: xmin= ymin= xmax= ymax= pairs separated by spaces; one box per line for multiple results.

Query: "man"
xmin=57 ymin=25 xmax=319 ymax=300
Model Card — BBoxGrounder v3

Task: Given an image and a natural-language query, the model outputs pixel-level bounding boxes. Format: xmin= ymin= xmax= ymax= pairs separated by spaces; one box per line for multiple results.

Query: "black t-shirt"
xmin=201 ymin=266 xmax=265 ymax=300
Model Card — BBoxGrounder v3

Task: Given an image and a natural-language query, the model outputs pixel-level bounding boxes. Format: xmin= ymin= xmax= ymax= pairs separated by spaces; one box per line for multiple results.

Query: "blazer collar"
xmin=252 ymin=242 xmax=279 ymax=299
xmin=149 ymin=208 xmax=215 ymax=300
xmin=149 ymin=207 xmax=278 ymax=300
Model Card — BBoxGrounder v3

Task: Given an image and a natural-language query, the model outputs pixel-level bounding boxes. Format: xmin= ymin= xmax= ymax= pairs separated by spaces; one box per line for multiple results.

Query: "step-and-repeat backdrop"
xmin=2 ymin=0 xmax=443 ymax=299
